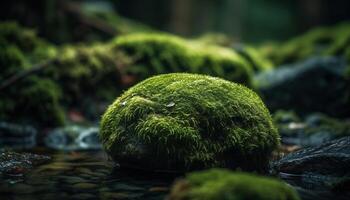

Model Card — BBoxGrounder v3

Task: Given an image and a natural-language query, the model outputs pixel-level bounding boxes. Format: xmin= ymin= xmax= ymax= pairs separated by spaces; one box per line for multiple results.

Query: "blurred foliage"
xmin=259 ymin=23 xmax=350 ymax=66
xmin=112 ymin=33 xmax=254 ymax=87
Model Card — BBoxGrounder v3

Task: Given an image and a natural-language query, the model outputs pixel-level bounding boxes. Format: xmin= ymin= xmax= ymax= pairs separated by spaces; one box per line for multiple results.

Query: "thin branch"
xmin=0 ymin=58 xmax=58 ymax=91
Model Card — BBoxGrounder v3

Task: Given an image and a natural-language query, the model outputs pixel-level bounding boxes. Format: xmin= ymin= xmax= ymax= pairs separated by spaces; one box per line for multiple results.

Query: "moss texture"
xmin=168 ymin=169 xmax=300 ymax=200
xmin=112 ymin=33 xmax=253 ymax=87
xmin=100 ymin=73 xmax=279 ymax=172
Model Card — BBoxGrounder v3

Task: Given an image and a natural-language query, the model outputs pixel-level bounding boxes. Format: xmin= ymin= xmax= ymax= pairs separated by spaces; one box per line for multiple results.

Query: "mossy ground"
xmin=100 ymin=73 xmax=279 ymax=172
xmin=112 ymin=33 xmax=254 ymax=87
xmin=168 ymin=168 xmax=300 ymax=200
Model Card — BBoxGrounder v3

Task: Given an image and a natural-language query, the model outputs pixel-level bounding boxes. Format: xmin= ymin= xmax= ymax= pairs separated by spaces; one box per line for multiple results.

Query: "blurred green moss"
xmin=168 ymin=169 xmax=300 ymax=200
xmin=112 ymin=33 xmax=254 ymax=87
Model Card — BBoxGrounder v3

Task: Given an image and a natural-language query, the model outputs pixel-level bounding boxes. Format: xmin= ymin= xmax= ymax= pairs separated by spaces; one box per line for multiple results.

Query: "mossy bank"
xmin=100 ymin=73 xmax=279 ymax=172
xmin=168 ymin=169 xmax=300 ymax=200
xmin=112 ymin=33 xmax=254 ymax=87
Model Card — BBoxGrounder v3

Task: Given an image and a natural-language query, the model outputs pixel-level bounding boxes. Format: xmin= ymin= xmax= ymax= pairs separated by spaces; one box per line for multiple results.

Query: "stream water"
xmin=0 ymin=150 xmax=349 ymax=200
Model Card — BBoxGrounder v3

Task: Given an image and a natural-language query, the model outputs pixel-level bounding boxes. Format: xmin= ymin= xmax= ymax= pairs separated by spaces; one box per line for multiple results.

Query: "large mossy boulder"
xmin=112 ymin=33 xmax=254 ymax=88
xmin=100 ymin=73 xmax=279 ymax=172
xmin=168 ymin=169 xmax=300 ymax=200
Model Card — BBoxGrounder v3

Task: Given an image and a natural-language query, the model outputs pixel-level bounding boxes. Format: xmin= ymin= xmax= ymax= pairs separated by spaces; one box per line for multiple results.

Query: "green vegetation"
xmin=234 ymin=45 xmax=273 ymax=72
xmin=100 ymin=73 xmax=279 ymax=172
xmin=0 ymin=22 xmax=64 ymax=127
xmin=260 ymin=23 xmax=350 ymax=66
xmin=168 ymin=168 xmax=300 ymax=200
xmin=0 ymin=76 xmax=65 ymax=127
xmin=44 ymin=44 xmax=122 ymax=106
xmin=112 ymin=33 xmax=254 ymax=87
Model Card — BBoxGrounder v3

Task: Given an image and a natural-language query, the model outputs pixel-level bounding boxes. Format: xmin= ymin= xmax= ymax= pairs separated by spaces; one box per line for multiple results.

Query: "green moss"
xmin=168 ymin=169 xmax=300 ymax=200
xmin=234 ymin=45 xmax=273 ymax=72
xmin=44 ymin=43 xmax=122 ymax=106
xmin=0 ymin=45 xmax=28 ymax=81
xmin=0 ymin=22 xmax=64 ymax=127
xmin=194 ymin=33 xmax=233 ymax=47
xmin=262 ymin=23 xmax=350 ymax=66
xmin=273 ymin=110 xmax=300 ymax=125
xmin=112 ymin=33 xmax=253 ymax=87
xmin=0 ymin=76 xmax=65 ymax=127
xmin=100 ymin=73 xmax=279 ymax=172
xmin=0 ymin=21 xmax=57 ymax=63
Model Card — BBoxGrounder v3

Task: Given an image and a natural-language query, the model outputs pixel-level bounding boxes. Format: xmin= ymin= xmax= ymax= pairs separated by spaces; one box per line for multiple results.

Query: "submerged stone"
xmin=168 ymin=169 xmax=300 ymax=200
xmin=273 ymin=136 xmax=350 ymax=191
xmin=100 ymin=73 xmax=279 ymax=172
xmin=0 ymin=151 xmax=50 ymax=178
xmin=255 ymin=57 xmax=350 ymax=118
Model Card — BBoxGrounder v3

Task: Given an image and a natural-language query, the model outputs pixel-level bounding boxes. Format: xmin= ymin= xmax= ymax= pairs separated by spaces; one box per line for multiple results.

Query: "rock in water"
xmin=100 ymin=73 xmax=279 ymax=172
xmin=0 ymin=122 xmax=37 ymax=149
xmin=273 ymin=136 xmax=350 ymax=191
xmin=168 ymin=169 xmax=300 ymax=200
xmin=255 ymin=57 xmax=350 ymax=118
xmin=0 ymin=151 xmax=50 ymax=177
xmin=45 ymin=125 xmax=101 ymax=151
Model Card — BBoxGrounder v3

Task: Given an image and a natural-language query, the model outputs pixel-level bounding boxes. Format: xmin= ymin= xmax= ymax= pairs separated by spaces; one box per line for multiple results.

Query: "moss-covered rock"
xmin=168 ymin=169 xmax=300 ymax=200
xmin=0 ymin=22 xmax=64 ymax=127
xmin=0 ymin=76 xmax=65 ymax=127
xmin=0 ymin=21 xmax=57 ymax=63
xmin=44 ymin=44 xmax=122 ymax=107
xmin=233 ymin=44 xmax=273 ymax=72
xmin=112 ymin=33 xmax=253 ymax=87
xmin=262 ymin=23 xmax=350 ymax=66
xmin=100 ymin=73 xmax=279 ymax=172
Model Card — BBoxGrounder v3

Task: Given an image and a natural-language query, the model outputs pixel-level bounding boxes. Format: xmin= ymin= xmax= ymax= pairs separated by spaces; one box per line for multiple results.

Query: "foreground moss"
xmin=112 ymin=33 xmax=253 ymax=87
xmin=168 ymin=169 xmax=300 ymax=200
xmin=100 ymin=73 xmax=279 ymax=172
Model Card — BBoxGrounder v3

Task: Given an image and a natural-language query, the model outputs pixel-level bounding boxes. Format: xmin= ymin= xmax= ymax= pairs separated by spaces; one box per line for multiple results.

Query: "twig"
xmin=0 ymin=58 xmax=58 ymax=91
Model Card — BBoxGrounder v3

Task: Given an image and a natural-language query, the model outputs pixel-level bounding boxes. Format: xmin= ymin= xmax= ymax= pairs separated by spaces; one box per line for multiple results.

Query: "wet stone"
xmin=273 ymin=136 xmax=350 ymax=191
xmin=255 ymin=57 xmax=350 ymax=118
xmin=71 ymin=193 xmax=96 ymax=200
xmin=0 ymin=151 xmax=51 ymax=178
xmin=72 ymin=183 xmax=98 ymax=190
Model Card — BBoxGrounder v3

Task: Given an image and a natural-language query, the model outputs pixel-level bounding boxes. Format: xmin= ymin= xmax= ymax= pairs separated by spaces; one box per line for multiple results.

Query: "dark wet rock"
xmin=44 ymin=125 xmax=101 ymax=151
xmin=273 ymin=136 xmax=350 ymax=191
xmin=0 ymin=122 xmax=37 ymax=149
xmin=275 ymin=112 xmax=350 ymax=147
xmin=255 ymin=57 xmax=350 ymax=118
xmin=0 ymin=151 xmax=50 ymax=177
